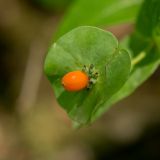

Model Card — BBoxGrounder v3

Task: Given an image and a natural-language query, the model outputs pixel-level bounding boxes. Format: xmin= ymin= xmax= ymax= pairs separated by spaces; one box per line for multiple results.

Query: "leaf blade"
xmin=44 ymin=26 xmax=131 ymax=124
xmin=55 ymin=0 xmax=142 ymax=39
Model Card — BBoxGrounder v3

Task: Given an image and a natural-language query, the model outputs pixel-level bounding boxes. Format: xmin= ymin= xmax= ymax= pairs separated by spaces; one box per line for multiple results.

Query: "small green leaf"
xmin=44 ymin=26 xmax=131 ymax=125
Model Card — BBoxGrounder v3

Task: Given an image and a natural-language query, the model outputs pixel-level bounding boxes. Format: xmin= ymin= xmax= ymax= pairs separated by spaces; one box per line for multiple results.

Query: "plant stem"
xmin=131 ymin=51 xmax=146 ymax=66
xmin=131 ymin=43 xmax=154 ymax=68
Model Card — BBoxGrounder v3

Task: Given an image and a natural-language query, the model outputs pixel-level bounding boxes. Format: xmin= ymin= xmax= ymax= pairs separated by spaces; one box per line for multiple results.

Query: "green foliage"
xmin=55 ymin=0 xmax=142 ymax=39
xmin=130 ymin=0 xmax=160 ymax=56
xmin=93 ymin=0 xmax=160 ymax=121
xmin=44 ymin=26 xmax=131 ymax=125
xmin=44 ymin=0 xmax=160 ymax=126
xmin=92 ymin=48 xmax=160 ymax=122
xmin=136 ymin=0 xmax=160 ymax=38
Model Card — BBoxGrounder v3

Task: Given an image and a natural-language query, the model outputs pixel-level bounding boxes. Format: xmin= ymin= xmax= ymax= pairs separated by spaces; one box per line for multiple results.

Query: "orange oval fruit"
xmin=61 ymin=71 xmax=89 ymax=91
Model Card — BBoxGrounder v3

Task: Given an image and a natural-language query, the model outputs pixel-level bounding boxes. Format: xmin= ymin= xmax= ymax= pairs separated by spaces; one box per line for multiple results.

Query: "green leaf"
xmin=92 ymin=47 xmax=160 ymax=122
xmin=44 ymin=26 xmax=131 ymax=125
xmin=55 ymin=0 xmax=142 ymax=39
xmin=136 ymin=0 xmax=160 ymax=38
xmin=92 ymin=0 xmax=160 ymax=121
xmin=130 ymin=0 xmax=160 ymax=56
xmin=43 ymin=0 xmax=160 ymax=127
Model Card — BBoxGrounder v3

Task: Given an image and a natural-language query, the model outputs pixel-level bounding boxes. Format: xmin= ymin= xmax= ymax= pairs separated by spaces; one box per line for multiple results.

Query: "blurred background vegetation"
xmin=0 ymin=0 xmax=160 ymax=160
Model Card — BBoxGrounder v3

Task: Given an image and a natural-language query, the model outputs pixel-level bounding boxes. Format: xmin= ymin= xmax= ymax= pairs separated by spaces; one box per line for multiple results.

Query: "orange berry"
xmin=61 ymin=71 xmax=89 ymax=91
